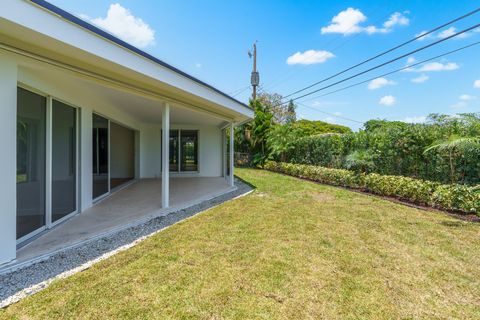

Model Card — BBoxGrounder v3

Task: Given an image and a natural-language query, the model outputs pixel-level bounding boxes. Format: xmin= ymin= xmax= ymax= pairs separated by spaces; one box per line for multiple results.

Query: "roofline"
xmin=28 ymin=0 xmax=251 ymax=110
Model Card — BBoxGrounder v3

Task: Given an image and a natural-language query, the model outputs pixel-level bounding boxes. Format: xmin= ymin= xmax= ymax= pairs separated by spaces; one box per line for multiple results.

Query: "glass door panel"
xmin=180 ymin=130 xmax=198 ymax=172
xmin=169 ymin=130 xmax=178 ymax=172
xmin=92 ymin=114 xmax=109 ymax=199
xmin=16 ymin=87 xmax=46 ymax=239
xmin=52 ymin=100 xmax=77 ymax=222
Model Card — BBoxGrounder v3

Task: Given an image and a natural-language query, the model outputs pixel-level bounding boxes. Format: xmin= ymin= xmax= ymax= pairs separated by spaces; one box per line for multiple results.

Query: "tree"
xmin=267 ymin=124 xmax=301 ymax=162
xmin=286 ymin=100 xmax=297 ymax=124
xmin=257 ymin=92 xmax=290 ymax=124
xmin=249 ymin=99 xmax=274 ymax=165
xmin=345 ymin=150 xmax=375 ymax=173
xmin=424 ymin=134 xmax=480 ymax=183
xmin=292 ymin=119 xmax=351 ymax=136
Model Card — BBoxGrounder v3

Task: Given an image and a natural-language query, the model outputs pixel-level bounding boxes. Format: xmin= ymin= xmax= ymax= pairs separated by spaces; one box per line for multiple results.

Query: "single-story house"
xmin=0 ymin=0 xmax=253 ymax=267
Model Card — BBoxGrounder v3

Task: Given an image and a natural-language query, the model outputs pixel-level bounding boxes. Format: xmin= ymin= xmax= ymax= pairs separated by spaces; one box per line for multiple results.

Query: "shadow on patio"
xmin=14 ymin=177 xmax=232 ymax=266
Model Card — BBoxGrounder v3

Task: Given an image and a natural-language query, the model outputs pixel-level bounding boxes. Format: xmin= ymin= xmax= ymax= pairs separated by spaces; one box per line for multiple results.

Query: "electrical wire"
xmin=299 ymin=40 xmax=480 ymax=103
xmin=275 ymin=21 xmax=480 ymax=107
xmin=281 ymin=7 xmax=480 ymax=100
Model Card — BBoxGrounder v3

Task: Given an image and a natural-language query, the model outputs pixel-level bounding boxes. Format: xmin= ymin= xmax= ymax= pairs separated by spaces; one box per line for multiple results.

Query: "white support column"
xmin=45 ymin=97 xmax=53 ymax=228
xmin=161 ymin=103 xmax=170 ymax=208
xmin=0 ymin=54 xmax=17 ymax=264
xmin=222 ymin=128 xmax=227 ymax=179
xmin=79 ymin=106 xmax=93 ymax=212
xmin=229 ymin=123 xmax=235 ymax=187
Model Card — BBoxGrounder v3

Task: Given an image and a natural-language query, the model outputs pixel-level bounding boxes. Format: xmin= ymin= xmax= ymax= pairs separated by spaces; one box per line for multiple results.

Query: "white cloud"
xmin=416 ymin=26 xmax=468 ymax=41
xmin=195 ymin=63 xmax=203 ymax=68
xmin=286 ymin=50 xmax=335 ymax=65
xmin=367 ymin=77 xmax=396 ymax=90
xmin=415 ymin=30 xmax=431 ymax=41
xmin=450 ymin=94 xmax=476 ymax=109
xmin=438 ymin=27 xmax=468 ymax=39
xmin=83 ymin=3 xmax=155 ymax=48
xmin=451 ymin=101 xmax=467 ymax=109
xmin=383 ymin=12 xmax=410 ymax=29
xmin=419 ymin=62 xmax=459 ymax=72
xmin=406 ymin=56 xmax=416 ymax=64
xmin=405 ymin=61 xmax=459 ymax=73
xmin=379 ymin=95 xmax=396 ymax=106
xmin=474 ymin=80 xmax=480 ymax=88
xmin=437 ymin=27 xmax=456 ymax=39
xmin=459 ymin=94 xmax=476 ymax=101
xmin=404 ymin=116 xmax=427 ymax=123
xmin=321 ymin=8 xmax=408 ymax=35
xmin=411 ymin=74 xmax=429 ymax=83
xmin=321 ymin=8 xmax=367 ymax=35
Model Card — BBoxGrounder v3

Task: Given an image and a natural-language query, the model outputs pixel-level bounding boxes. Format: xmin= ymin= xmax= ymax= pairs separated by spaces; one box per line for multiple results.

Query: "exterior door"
xmin=16 ymin=87 xmax=46 ymax=240
xmin=92 ymin=114 xmax=109 ymax=199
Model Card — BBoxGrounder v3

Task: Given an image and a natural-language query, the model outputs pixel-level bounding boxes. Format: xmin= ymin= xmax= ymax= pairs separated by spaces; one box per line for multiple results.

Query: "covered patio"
xmin=12 ymin=177 xmax=233 ymax=268
xmin=0 ymin=0 xmax=253 ymax=267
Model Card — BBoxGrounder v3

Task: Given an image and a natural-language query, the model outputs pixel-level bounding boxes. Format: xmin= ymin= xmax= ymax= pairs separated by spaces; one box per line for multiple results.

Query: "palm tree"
xmin=345 ymin=150 xmax=375 ymax=173
xmin=424 ymin=134 xmax=480 ymax=183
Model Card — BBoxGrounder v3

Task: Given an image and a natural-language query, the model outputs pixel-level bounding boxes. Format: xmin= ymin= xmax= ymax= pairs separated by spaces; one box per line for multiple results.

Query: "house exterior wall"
xmin=0 ymin=53 xmax=226 ymax=265
xmin=110 ymin=122 xmax=135 ymax=179
xmin=0 ymin=53 xmax=18 ymax=265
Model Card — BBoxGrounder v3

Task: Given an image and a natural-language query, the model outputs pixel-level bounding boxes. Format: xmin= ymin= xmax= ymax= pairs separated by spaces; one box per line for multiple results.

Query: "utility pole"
xmin=248 ymin=42 xmax=259 ymax=101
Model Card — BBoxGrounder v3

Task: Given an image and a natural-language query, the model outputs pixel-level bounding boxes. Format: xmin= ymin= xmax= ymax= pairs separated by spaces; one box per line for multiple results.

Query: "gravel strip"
xmin=0 ymin=179 xmax=252 ymax=308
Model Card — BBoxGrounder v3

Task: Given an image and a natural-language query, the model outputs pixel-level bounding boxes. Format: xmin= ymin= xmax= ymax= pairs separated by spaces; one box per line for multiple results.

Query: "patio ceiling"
xmin=19 ymin=61 xmax=230 ymax=127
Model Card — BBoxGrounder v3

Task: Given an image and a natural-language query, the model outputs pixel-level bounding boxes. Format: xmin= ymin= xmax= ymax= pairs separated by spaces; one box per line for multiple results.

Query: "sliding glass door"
xmin=17 ymin=88 xmax=46 ymax=240
xmin=180 ymin=130 xmax=198 ymax=172
xmin=169 ymin=130 xmax=199 ymax=173
xmin=92 ymin=114 xmax=109 ymax=199
xmin=169 ymin=130 xmax=179 ymax=171
xmin=17 ymin=88 xmax=80 ymax=241
xmin=52 ymin=100 xmax=77 ymax=222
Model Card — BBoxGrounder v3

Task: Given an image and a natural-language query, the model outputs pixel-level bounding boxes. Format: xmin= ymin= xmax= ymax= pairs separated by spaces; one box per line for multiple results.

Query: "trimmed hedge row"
xmin=264 ymin=161 xmax=480 ymax=215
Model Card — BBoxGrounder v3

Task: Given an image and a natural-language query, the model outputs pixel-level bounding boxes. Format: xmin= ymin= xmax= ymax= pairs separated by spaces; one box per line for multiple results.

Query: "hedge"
xmin=264 ymin=161 xmax=480 ymax=215
xmin=284 ymin=120 xmax=480 ymax=186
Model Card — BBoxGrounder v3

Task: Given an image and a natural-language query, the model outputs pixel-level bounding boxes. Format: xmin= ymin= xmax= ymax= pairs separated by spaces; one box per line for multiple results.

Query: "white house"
xmin=0 ymin=0 xmax=253 ymax=267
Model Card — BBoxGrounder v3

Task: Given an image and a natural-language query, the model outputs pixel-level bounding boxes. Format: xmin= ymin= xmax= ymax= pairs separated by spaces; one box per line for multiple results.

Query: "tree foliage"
xmin=292 ymin=119 xmax=351 ymax=136
xmin=286 ymin=113 xmax=480 ymax=185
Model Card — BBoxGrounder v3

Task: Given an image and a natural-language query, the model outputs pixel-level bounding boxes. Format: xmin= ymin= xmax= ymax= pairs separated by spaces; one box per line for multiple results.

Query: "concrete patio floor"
xmin=12 ymin=177 xmax=233 ymax=268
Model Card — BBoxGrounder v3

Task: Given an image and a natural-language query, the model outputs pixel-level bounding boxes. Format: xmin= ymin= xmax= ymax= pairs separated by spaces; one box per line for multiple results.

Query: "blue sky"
xmin=48 ymin=0 xmax=480 ymax=130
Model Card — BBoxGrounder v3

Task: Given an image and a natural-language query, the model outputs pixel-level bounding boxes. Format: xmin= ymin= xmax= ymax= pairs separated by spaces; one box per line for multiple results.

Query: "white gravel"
xmin=0 ymin=179 xmax=252 ymax=308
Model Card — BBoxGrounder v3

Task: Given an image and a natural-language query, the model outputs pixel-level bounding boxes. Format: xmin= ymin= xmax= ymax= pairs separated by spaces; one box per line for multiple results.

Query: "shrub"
xmin=264 ymin=161 xmax=480 ymax=215
xmin=285 ymin=114 xmax=480 ymax=185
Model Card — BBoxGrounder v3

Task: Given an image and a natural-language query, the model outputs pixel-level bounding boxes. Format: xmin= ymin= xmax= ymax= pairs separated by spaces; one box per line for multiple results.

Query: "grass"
xmin=2 ymin=168 xmax=480 ymax=319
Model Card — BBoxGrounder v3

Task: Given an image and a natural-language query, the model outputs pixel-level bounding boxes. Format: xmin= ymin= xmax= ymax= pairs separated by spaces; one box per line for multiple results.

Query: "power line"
xmin=230 ymin=86 xmax=251 ymax=97
xmin=276 ymin=22 xmax=480 ymax=107
xmin=300 ymin=40 xmax=480 ymax=103
xmin=281 ymin=7 xmax=480 ymax=100
xmin=298 ymin=38 xmax=480 ymax=126
xmin=229 ymin=85 xmax=249 ymax=95
xmin=296 ymin=102 xmax=364 ymax=124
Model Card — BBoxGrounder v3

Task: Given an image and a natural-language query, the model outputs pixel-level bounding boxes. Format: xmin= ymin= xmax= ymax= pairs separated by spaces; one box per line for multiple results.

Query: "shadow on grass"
xmin=440 ymin=221 xmax=475 ymax=228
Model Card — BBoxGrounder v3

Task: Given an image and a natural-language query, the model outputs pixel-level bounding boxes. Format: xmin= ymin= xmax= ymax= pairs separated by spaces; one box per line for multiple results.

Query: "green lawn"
xmin=2 ymin=168 xmax=480 ymax=319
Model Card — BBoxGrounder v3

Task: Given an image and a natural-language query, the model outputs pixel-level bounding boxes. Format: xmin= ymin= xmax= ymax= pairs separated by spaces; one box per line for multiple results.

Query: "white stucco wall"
xmin=196 ymin=125 xmax=223 ymax=177
xmin=139 ymin=124 xmax=161 ymax=179
xmin=0 ymin=53 xmax=18 ymax=265
xmin=110 ymin=122 xmax=135 ymax=179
